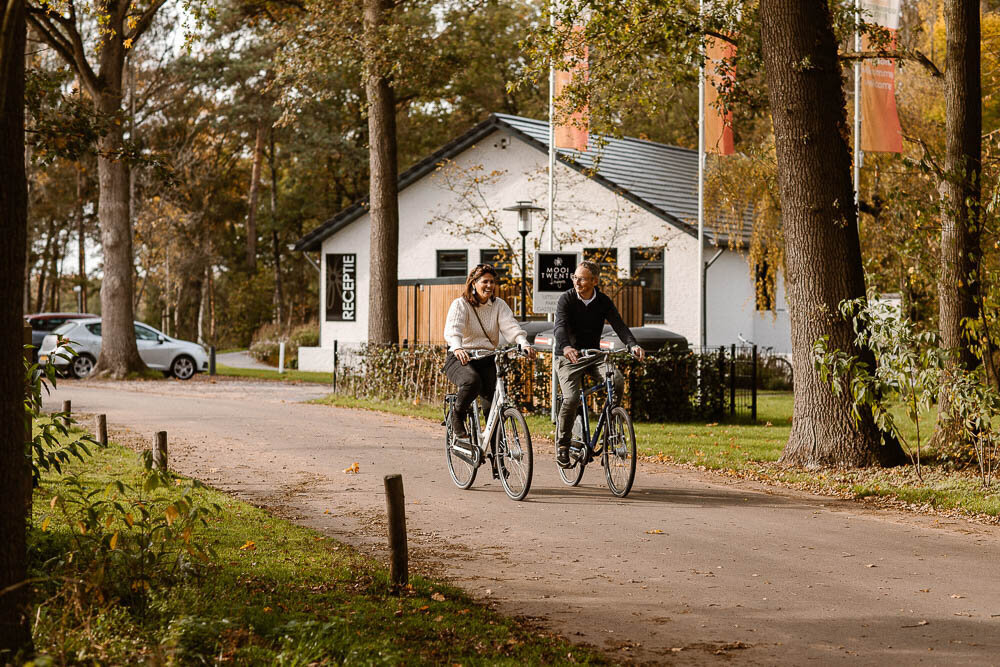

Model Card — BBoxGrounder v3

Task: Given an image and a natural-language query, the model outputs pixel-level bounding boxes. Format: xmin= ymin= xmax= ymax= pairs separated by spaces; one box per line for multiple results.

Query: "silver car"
xmin=38 ymin=318 xmax=209 ymax=380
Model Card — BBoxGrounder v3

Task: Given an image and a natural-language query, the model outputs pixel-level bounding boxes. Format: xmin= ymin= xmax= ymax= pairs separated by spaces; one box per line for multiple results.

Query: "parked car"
xmin=38 ymin=318 xmax=209 ymax=380
xmin=532 ymin=325 xmax=688 ymax=353
xmin=24 ymin=313 xmax=92 ymax=360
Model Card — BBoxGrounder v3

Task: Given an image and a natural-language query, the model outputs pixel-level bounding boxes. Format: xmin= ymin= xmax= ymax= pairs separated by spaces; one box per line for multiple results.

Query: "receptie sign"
xmin=533 ymin=251 xmax=579 ymax=313
xmin=325 ymin=253 xmax=356 ymax=321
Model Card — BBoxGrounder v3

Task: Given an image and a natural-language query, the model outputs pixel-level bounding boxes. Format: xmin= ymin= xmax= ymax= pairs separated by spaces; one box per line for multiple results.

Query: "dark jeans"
xmin=444 ymin=352 xmax=497 ymax=419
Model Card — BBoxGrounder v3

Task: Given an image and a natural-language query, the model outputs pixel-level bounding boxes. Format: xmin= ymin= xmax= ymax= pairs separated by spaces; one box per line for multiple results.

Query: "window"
xmin=84 ymin=323 xmax=101 ymax=336
xmin=134 ymin=324 xmax=160 ymax=341
xmin=631 ymin=247 xmax=664 ymax=322
xmin=436 ymin=249 xmax=468 ymax=277
xmin=584 ymin=248 xmax=618 ymax=277
xmin=480 ymin=248 xmax=514 ymax=282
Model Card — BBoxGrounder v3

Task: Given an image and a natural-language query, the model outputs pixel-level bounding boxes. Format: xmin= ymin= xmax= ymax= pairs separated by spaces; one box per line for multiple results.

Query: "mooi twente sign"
xmin=533 ymin=251 xmax=580 ymax=314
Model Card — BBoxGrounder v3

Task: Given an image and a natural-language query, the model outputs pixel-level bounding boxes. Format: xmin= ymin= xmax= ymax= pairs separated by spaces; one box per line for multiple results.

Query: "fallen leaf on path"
xmin=919 ymin=589 xmax=930 ymax=593
xmin=240 ymin=540 xmax=256 ymax=551
xmin=902 ymin=620 xmax=929 ymax=628
xmin=645 ymin=529 xmax=664 ymax=534
xmin=951 ymin=594 xmax=965 ymax=599
xmin=866 ymin=564 xmax=876 ymax=568
xmin=343 ymin=462 xmax=360 ymax=474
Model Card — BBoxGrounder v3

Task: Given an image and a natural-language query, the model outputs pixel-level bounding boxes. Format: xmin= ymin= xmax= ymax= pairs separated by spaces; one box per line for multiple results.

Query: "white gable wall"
xmin=303 ymin=126 xmax=791 ymax=371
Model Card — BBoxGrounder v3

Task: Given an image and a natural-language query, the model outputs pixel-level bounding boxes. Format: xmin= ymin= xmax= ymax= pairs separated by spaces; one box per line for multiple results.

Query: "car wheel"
xmin=71 ymin=354 xmax=95 ymax=379
xmin=170 ymin=355 xmax=196 ymax=380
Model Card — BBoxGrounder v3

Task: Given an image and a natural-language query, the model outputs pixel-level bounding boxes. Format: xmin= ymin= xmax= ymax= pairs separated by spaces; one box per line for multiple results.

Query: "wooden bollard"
xmin=62 ymin=400 xmax=71 ymax=427
xmin=383 ymin=474 xmax=408 ymax=588
xmin=96 ymin=414 xmax=107 ymax=446
xmin=153 ymin=431 xmax=168 ymax=471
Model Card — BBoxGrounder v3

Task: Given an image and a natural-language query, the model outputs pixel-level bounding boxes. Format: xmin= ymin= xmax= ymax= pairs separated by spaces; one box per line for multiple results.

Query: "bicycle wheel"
xmin=603 ymin=406 xmax=636 ymax=497
xmin=445 ymin=405 xmax=477 ymax=489
xmin=496 ymin=407 xmax=532 ymax=501
xmin=558 ymin=413 xmax=586 ymax=486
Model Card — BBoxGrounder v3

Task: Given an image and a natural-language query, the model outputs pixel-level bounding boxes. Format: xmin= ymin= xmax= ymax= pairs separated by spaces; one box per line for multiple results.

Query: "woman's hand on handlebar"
xmin=520 ymin=343 xmax=536 ymax=359
xmin=455 ymin=348 xmax=470 ymax=365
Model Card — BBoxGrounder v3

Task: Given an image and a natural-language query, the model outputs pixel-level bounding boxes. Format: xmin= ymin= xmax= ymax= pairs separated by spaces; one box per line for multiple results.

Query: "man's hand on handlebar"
xmin=563 ymin=346 xmax=580 ymax=363
xmin=631 ymin=345 xmax=646 ymax=361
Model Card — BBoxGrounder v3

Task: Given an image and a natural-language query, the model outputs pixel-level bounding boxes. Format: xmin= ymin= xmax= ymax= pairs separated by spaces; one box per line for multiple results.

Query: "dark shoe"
xmin=556 ymin=446 xmax=570 ymax=468
xmin=451 ymin=410 xmax=470 ymax=443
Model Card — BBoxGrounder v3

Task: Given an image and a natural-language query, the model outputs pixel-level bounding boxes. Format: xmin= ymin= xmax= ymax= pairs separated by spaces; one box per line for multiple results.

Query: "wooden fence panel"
xmin=398 ymin=282 xmax=643 ymax=344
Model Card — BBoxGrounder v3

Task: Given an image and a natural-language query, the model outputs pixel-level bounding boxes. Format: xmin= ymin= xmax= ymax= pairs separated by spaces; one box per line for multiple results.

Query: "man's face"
xmin=572 ymin=267 xmax=597 ymax=296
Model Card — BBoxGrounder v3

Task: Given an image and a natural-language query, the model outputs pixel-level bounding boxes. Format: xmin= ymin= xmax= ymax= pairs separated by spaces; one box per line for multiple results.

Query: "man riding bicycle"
xmin=554 ymin=260 xmax=644 ymax=467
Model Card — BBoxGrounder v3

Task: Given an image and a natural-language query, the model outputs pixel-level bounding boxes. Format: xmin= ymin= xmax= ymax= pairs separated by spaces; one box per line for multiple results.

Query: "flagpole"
xmin=697 ymin=0 xmax=706 ymax=350
xmin=548 ymin=3 xmax=557 ymax=423
xmin=853 ymin=0 xmax=861 ymax=204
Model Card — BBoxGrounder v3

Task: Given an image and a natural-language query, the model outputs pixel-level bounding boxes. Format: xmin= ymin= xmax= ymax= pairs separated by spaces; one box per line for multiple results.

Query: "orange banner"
xmin=860 ymin=0 xmax=902 ymax=153
xmin=705 ymin=38 xmax=735 ymax=156
xmin=554 ymin=25 xmax=589 ymax=152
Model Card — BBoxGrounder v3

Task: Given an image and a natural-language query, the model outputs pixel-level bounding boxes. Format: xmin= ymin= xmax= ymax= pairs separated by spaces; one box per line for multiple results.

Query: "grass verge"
xmin=215 ymin=364 xmax=335 ymax=384
xmin=30 ymin=436 xmax=606 ymax=664
xmin=314 ymin=391 xmax=1000 ymax=520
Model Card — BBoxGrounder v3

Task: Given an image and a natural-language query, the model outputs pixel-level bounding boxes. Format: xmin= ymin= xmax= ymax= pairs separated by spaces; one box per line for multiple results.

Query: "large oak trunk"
xmin=364 ymin=0 xmax=399 ymax=344
xmin=935 ymin=0 xmax=982 ymax=436
xmin=759 ymin=0 xmax=905 ymax=467
xmin=0 ymin=0 xmax=34 ymax=655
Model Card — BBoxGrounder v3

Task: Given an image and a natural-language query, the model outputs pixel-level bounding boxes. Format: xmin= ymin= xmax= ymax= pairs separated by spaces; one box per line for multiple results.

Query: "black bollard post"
xmin=62 ymin=399 xmax=71 ymax=427
xmin=209 ymin=346 xmax=216 ymax=376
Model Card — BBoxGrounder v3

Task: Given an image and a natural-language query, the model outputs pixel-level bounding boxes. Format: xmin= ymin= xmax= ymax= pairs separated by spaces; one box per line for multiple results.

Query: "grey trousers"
xmin=555 ymin=356 xmax=624 ymax=448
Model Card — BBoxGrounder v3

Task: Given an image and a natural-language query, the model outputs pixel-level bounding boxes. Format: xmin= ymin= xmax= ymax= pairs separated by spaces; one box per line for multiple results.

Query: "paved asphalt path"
xmin=45 ymin=377 xmax=1000 ymax=665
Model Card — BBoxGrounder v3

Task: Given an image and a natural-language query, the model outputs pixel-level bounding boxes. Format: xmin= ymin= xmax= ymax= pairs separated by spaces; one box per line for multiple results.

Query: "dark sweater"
xmin=554 ymin=288 xmax=637 ymax=355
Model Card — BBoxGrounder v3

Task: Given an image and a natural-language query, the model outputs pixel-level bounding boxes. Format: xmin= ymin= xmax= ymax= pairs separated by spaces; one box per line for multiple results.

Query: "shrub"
xmin=248 ymin=321 xmax=320 ymax=368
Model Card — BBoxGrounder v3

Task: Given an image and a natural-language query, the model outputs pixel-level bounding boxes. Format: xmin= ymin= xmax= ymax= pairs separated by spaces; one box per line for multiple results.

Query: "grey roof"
xmin=294 ymin=113 xmax=751 ymax=252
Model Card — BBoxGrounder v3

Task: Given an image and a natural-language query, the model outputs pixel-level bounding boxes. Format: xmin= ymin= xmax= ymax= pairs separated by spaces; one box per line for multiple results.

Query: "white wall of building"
xmin=299 ymin=126 xmax=791 ymax=370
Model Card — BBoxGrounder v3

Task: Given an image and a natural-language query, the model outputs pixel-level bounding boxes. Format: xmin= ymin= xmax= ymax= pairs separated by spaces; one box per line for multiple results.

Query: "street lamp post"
xmin=503 ymin=201 xmax=544 ymax=321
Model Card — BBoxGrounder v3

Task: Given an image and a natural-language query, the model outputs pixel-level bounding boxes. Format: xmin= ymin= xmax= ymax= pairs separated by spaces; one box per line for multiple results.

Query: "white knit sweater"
xmin=444 ymin=297 xmax=528 ymax=352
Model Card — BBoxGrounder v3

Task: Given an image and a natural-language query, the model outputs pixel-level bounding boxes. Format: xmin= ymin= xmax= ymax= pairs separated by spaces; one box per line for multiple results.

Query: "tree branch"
xmin=704 ymin=29 xmax=737 ymax=47
xmin=127 ymin=0 xmax=168 ymax=41
xmin=26 ymin=7 xmax=98 ymax=94
xmin=839 ymin=48 xmax=943 ymax=79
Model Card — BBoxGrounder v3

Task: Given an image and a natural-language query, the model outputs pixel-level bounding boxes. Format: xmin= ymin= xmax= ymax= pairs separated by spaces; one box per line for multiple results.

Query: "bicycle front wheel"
xmin=496 ymin=407 xmax=533 ymax=501
xmin=603 ymin=406 xmax=636 ymax=497
xmin=446 ymin=408 xmax=478 ymax=490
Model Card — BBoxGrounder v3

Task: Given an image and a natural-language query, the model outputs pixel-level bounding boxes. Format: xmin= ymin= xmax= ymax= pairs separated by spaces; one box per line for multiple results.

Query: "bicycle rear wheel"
xmin=558 ymin=413 xmax=586 ymax=486
xmin=603 ymin=406 xmax=636 ymax=497
xmin=445 ymin=403 xmax=477 ymax=489
xmin=496 ymin=407 xmax=532 ymax=501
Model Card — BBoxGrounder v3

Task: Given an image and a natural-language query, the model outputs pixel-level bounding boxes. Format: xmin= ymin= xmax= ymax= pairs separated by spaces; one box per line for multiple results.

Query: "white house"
xmin=294 ymin=113 xmax=790 ymax=372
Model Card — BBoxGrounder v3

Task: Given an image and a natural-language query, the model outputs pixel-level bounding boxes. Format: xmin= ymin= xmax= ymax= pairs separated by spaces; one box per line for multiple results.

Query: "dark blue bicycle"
xmin=557 ymin=349 xmax=637 ymax=497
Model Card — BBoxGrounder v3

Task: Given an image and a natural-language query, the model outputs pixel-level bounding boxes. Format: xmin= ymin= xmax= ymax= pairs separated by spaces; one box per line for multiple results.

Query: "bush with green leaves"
xmin=814 ymin=294 xmax=1000 ymax=484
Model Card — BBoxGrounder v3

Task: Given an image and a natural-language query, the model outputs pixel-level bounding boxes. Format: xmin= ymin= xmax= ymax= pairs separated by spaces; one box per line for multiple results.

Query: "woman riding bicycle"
xmin=444 ymin=263 xmax=534 ymax=442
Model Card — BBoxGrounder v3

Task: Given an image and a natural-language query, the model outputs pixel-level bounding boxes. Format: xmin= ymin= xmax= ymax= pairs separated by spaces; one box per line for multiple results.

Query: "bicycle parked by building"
xmin=557 ymin=349 xmax=637 ymax=497
xmin=442 ymin=346 xmax=533 ymax=501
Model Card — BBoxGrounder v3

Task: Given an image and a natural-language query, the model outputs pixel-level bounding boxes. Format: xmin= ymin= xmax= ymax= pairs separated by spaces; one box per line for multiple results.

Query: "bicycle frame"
xmin=450 ymin=348 xmax=517 ymax=464
xmin=571 ymin=352 xmax=618 ymax=460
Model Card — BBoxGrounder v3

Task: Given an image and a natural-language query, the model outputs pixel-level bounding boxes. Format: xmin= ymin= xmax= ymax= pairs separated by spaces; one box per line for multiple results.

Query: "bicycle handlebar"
xmin=467 ymin=345 xmax=525 ymax=360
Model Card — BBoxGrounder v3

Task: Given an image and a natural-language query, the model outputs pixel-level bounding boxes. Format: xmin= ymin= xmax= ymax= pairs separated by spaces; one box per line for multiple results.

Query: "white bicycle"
xmin=442 ymin=346 xmax=533 ymax=501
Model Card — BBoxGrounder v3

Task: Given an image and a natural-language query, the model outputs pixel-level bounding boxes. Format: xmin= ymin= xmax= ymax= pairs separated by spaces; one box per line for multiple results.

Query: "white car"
xmin=38 ymin=318 xmax=209 ymax=380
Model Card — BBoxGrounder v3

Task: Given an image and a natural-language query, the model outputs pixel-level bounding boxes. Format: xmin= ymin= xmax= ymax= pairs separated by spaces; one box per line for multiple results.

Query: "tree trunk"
xmin=90 ymin=37 xmax=146 ymax=378
xmin=759 ymin=0 xmax=906 ymax=467
xmin=0 ymin=0 xmax=34 ymax=655
xmin=935 ymin=0 xmax=982 ymax=438
xmin=269 ymin=132 xmax=284 ymax=326
xmin=364 ymin=0 xmax=399 ymax=344
xmin=77 ymin=163 xmax=87 ymax=312
xmin=246 ymin=122 xmax=264 ymax=273
xmin=34 ymin=219 xmax=53 ymax=312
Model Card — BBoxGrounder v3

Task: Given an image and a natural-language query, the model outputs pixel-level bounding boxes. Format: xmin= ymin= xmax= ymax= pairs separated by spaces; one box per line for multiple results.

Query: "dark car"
xmin=532 ymin=324 xmax=688 ymax=354
xmin=25 ymin=313 xmax=91 ymax=359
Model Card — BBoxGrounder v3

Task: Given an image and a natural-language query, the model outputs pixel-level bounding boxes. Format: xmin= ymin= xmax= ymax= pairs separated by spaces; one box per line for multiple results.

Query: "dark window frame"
xmin=630 ymin=247 xmax=664 ymax=322
xmin=436 ymin=249 xmax=469 ymax=278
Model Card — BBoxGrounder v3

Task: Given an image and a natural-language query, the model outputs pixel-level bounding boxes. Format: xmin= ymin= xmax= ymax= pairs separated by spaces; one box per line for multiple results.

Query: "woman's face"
xmin=474 ymin=273 xmax=496 ymax=302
